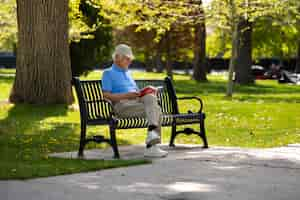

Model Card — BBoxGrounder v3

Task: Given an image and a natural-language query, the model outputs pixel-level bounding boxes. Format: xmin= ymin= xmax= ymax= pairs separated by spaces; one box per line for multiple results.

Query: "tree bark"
xmin=10 ymin=0 xmax=73 ymax=104
xmin=193 ymin=23 xmax=207 ymax=81
xmin=235 ymin=18 xmax=254 ymax=84
xmin=193 ymin=0 xmax=207 ymax=82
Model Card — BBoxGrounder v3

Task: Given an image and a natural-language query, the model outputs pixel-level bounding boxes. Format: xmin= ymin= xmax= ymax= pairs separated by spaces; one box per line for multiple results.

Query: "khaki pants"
xmin=113 ymin=94 xmax=162 ymax=139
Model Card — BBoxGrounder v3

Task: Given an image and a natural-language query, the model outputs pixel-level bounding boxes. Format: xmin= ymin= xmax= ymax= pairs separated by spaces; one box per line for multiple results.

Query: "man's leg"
xmin=140 ymin=94 xmax=162 ymax=132
xmin=113 ymin=100 xmax=146 ymax=118
xmin=140 ymin=94 xmax=164 ymax=147
xmin=114 ymin=96 xmax=162 ymax=137
xmin=114 ymin=99 xmax=160 ymax=145
xmin=114 ymin=97 xmax=167 ymax=157
xmin=141 ymin=94 xmax=167 ymax=158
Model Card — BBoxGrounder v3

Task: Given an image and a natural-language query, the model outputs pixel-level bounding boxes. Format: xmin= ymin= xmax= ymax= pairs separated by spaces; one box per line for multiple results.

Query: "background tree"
xmin=226 ymin=0 xmax=239 ymax=96
xmin=192 ymin=0 xmax=207 ymax=82
xmin=235 ymin=17 xmax=253 ymax=84
xmin=293 ymin=2 xmax=300 ymax=73
xmin=206 ymin=0 xmax=241 ymax=96
xmin=208 ymin=0 xmax=256 ymax=88
xmin=115 ymin=23 xmax=196 ymax=78
xmin=98 ymin=0 xmax=207 ymax=80
xmin=207 ymin=0 xmax=300 ymax=96
xmin=10 ymin=0 xmax=73 ymax=104
xmin=113 ymin=25 xmax=158 ymax=72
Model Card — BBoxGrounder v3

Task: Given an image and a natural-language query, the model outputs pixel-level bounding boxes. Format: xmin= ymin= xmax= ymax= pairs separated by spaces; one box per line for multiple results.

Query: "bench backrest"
xmin=72 ymin=77 xmax=179 ymax=123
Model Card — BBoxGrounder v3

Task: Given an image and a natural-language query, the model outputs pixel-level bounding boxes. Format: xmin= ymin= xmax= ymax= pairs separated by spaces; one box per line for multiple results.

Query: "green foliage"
xmin=205 ymin=0 xmax=300 ymax=59
xmin=114 ymin=24 xmax=194 ymax=63
xmin=0 ymin=0 xmax=16 ymax=51
xmin=206 ymin=28 xmax=232 ymax=58
xmin=70 ymin=0 xmax=113 ymax=76
xmin=69 ymin=0 xmax=93 ymax=41
xmin=252 ymin=19 xmax=298 ymax=58
xmin=250 ymin=0 xmax=300 ymax=58
xmin=207 ymin=19 xmax=299 ymax=59
xmin=97 ymin=0 xmax=204 ymax=40
xmin=95 ymin=0 xmax=206 ymax=73
xmin=1 ymin=70 xmax=300 ymax=179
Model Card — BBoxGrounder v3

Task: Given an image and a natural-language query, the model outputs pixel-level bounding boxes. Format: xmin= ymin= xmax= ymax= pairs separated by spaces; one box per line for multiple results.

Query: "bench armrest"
xmin=177 ymin=96 xmax=203 ymax=113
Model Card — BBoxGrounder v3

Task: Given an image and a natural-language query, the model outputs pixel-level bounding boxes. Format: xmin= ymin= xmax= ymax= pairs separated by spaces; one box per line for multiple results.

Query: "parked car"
xmin=0 ymin=53 xmax=16 ymax=68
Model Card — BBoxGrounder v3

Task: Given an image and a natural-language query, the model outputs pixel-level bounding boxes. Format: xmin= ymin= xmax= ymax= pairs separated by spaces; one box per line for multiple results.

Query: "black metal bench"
xmin=72 ymin=77 xmax=208 ymax=158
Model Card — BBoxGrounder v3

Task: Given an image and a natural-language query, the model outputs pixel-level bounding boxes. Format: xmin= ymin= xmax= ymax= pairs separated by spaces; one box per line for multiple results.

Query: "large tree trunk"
xmin=193 ymin=0 xmax=207 ymax=82
xmin=10 ymin=0 xmax=73 ymax=104
xmin=235 ymin=18 xmax=254 ymax=84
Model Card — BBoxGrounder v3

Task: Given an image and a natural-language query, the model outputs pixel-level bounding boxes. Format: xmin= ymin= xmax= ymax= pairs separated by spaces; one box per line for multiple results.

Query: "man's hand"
xmin=139 ymin=86 xmax=157 ymax=97
xmin=125 ymin=92 xmax=140 ymax=99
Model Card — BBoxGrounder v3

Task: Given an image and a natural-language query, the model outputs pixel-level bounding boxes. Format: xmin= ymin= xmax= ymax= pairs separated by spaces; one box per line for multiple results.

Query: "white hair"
xmin=112 ymin=44 xmax=134 ymax=61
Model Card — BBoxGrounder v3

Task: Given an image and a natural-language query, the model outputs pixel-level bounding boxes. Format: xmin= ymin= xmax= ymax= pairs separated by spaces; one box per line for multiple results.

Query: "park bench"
xmin=72 ymin=77 xmax=208 ymax=158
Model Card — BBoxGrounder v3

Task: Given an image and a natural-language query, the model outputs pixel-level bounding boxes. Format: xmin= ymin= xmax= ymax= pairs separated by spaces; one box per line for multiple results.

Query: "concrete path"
xmin=2 ymin=144 xmax=300 ymax=200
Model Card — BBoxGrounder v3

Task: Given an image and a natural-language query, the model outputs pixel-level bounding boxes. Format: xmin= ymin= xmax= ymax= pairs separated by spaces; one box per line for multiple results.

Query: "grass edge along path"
xmin=0 ymin=157 xmax=150 ymax=180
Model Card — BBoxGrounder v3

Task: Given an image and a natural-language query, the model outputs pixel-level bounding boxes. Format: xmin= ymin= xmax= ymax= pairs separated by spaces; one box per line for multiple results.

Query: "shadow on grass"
xmin=0 ymin=104 xmax=74 ymax=156
xmin=0 ymin=104 xmax=133 ymax=154
xmin=0 ymin=104 xmax=69 ymax=135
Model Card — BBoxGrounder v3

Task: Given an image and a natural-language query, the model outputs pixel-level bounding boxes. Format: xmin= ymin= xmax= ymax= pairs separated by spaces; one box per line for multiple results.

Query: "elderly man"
xmin=101 ymin=44 xmax=168 ymax=158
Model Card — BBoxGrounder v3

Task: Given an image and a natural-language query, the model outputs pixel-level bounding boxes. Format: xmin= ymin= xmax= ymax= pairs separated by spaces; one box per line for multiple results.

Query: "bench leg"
xmin=200 ymin=119 xmax=208 ymax=148
xmin=78 ymin=123 xmax=86 ymax=157
xmin=169 ymin=124 xmax=177 ymax=147
xmin=109 ymin=126 xmax=120 ymax=159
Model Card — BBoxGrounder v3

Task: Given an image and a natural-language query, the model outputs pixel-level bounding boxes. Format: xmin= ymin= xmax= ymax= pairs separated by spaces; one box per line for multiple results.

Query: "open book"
xmin=139 ymin=86 xmax=158 ymax=97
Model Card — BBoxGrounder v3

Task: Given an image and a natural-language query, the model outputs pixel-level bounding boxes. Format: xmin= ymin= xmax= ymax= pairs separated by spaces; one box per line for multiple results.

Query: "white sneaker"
xmin=145 ymin=130 xmax=160 ymax=146
xmin=144 ymin=145 xmax=168 ymax=158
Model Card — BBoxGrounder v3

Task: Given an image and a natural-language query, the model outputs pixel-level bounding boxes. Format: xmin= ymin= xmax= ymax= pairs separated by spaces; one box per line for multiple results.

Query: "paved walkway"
xmin=2 ymin=144 xmax=300 ymax=200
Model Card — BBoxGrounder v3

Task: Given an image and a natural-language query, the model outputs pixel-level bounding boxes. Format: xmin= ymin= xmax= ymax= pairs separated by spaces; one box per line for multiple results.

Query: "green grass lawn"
xmin=0 ymin=68 xmax=300 ymax=179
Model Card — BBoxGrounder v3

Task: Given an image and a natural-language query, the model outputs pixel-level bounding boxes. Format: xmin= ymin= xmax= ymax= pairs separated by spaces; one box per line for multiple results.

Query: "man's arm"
xmin=103 ymin=91 xmax=140 ymax=103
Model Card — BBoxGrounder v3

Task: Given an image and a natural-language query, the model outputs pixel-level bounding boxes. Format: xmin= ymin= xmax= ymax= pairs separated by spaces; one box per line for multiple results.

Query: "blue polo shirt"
xmin=101 ymin=64 xmax=139 ymax=94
